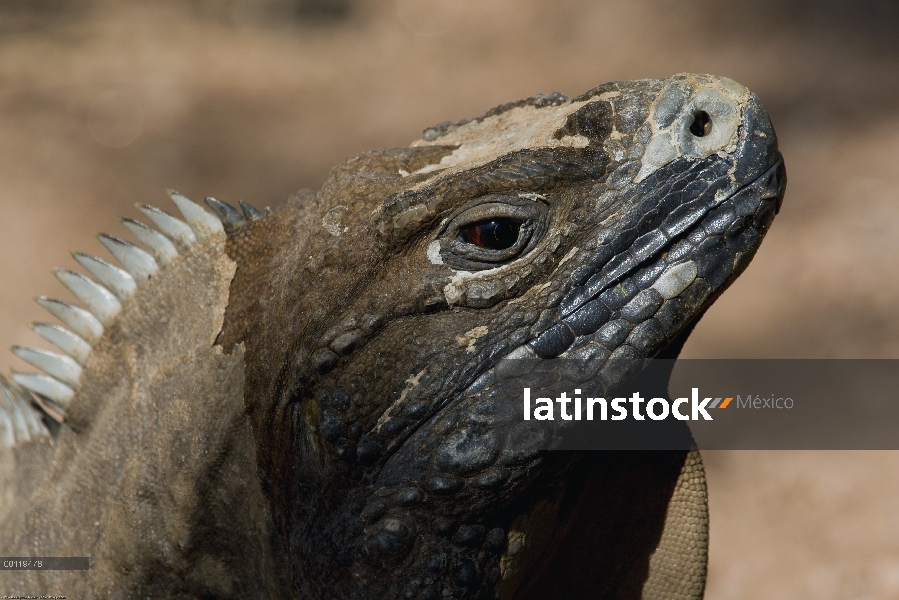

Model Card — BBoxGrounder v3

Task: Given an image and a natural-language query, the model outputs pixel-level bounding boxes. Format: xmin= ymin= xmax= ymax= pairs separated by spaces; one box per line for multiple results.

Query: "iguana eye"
xmin=458 ymin=218 xmax=522 ymax=250
xmin=435 ymin=194 xmax=548 ymax=271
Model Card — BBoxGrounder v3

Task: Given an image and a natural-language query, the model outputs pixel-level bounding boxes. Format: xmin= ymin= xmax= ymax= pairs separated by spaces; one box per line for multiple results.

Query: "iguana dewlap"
xmin=0 ymin=74 xmax=785 ymax=599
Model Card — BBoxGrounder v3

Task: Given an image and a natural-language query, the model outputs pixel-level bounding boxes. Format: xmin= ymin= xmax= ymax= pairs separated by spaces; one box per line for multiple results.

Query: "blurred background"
xmin=0 ymin=0 xmax=898 ymax=597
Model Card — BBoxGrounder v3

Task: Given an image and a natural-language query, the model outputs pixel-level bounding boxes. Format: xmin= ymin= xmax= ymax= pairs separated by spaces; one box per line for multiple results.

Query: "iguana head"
xmin=217 ymin=74 xmax=784 ymax=597
xmin=2 ymin=74 xmax=784 ymax=599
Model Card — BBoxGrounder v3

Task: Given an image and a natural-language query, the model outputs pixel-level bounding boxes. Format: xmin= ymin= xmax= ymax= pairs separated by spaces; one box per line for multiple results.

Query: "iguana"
xmin=0 ymin=73 xmax=785 ymax=599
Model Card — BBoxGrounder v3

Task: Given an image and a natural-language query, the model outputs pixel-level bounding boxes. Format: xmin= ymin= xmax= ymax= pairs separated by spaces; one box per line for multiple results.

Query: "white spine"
xmin=36 ymin=297 xmax=104 ymax=344
xmin=169 ymin=191 xmax=225 ymax=240
xmin=98 ymin=235 xmax=159 ymax=284
xmin=137 ymin=203 xmax=197 ymax=250
xmin=121 ymin=218 xmax=179 ymax=265
xmin=11 ymin=372 xmax=75 ymax=409
xmin=55 ymin=269 xmax=122 ymax=325
xmin=12 ymin=346 xmax=82 ymax=388
xmin=0 ymin=380 xmax=28 ymax=444
xmin=31 ymin=323 xmax=92 ymax=364
xmin=73 ymin=253 xmax=137 ymax=302
xmin=7 ymin=382 xmax=48 ymax=436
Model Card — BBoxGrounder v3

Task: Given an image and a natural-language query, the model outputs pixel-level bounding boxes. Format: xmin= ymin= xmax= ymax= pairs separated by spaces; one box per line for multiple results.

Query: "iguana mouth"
xmin=551 ymin=156 xmax=786 ymax=339
xmin=449 ymin=154 xmax=787 ymax=393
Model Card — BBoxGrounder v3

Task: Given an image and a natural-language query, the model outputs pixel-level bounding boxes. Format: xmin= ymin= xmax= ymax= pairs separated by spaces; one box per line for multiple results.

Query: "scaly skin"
xmin=0 ymin=74 xmax=785 ymax=599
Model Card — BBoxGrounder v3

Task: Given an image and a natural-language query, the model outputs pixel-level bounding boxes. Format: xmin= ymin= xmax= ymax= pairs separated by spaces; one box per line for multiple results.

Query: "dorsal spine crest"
xmin=1 ymin=191 xmax=259 ymax=448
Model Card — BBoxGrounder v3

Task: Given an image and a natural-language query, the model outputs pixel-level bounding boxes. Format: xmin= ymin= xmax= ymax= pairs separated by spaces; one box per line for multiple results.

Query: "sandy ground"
xmin=1 ymin=0 xmax=898 ymax=597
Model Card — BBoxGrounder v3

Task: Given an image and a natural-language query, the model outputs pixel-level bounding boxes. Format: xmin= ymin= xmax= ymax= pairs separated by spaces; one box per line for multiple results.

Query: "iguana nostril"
xmin=689 ymin=110 xmax=712 ymax=137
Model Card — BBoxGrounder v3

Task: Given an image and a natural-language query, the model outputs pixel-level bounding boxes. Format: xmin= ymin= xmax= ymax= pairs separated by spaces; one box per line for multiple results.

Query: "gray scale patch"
xmin=651 ymin=261 xmax=698 ymax=300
